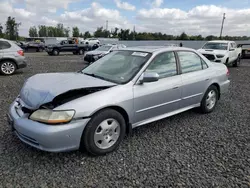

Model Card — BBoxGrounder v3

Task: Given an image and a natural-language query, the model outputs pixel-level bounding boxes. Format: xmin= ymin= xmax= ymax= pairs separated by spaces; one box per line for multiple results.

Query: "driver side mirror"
xmin=138 ymin=72 xmax=159 ymax=84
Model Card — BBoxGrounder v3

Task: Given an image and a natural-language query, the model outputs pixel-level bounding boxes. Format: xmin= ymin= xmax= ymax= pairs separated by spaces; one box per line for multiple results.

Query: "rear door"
xmin=176 ymin=51 xmax=211 ymax=108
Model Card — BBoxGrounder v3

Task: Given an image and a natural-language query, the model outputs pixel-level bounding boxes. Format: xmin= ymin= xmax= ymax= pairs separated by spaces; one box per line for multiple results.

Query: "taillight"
xmin=226 ymin=68 xmax=229 ymax=76
xmin=17 ymin=50 xmax=24 ymax=56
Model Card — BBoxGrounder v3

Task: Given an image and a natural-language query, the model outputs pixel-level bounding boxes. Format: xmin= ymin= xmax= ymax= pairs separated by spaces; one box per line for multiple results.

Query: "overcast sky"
xmin=0 ymin=0 xmax=250 ymax=37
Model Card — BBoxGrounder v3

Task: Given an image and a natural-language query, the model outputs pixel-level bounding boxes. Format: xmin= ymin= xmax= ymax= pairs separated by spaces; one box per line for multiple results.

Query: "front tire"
xmin=233 ymin=55 xmax=241 ymax=67
xmin=81 ymin=109 xmax=126 ymax=155
xmin=78 ymin=49 xmax=84 ymax=55
xmin=52 ymin=49 xmax=59 ymax=56
xmin=0 ymin=60 xmax=17 ymax=75
xmin=200 ymin=85 xmax=219 ymax=113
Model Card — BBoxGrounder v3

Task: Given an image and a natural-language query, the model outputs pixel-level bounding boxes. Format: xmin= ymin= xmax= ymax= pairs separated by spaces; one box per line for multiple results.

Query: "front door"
xmin=176 ymin=51 xmax=211 ymax=108
xmin=133 ymin=51 xmax=182 ymax=124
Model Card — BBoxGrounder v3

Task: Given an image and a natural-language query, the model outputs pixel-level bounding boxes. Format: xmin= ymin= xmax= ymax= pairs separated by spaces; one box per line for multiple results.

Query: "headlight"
xmin=98 ymin=54 xmax=104 ymax=57
xmin=29 ymin=109 xmax=75 ymax=124
xmin=216 ymin=54 xmax=225 ymax=58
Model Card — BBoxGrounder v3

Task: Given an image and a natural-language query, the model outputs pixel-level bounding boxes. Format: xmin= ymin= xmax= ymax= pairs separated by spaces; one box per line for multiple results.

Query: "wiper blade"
xmin=83 ymin=73 xmax=115 ymax=83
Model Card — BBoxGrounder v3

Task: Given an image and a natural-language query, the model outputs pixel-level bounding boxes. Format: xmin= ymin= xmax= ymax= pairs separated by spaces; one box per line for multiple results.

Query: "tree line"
xmin=1 ymin=16 xmax=250 ymax=41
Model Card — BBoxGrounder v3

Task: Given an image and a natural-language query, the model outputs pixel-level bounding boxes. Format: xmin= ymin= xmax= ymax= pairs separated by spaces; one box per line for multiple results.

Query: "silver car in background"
xmin=0 ymin=38 xmax=27 ymax=75
xmin=84 ymin=44 xmax=126 ymax=63
xmin=8 ymin=46 xmax=230 ymax=155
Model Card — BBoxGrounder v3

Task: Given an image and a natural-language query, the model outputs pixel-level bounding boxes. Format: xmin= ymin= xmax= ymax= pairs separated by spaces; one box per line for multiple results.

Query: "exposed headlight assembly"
xmin=29 ymin=109 xmax=75 ymax=124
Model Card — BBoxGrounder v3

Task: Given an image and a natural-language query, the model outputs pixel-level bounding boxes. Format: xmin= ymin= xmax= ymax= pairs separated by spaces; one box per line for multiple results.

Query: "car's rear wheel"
xmin=80 ymin=109 xmax=126 ymax=155
xmin=0 ymin=60 xmax=17 ymax=75
xmin=233 ymin=55 xmax=241 ymax=67
xmin=200 ymin=85 xmax=218 ymax=113
xmin=53 ymin=49 xmax=59 ymax=56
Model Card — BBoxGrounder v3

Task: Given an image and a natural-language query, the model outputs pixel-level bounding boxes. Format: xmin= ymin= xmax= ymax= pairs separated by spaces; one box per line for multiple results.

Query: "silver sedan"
xmin=8 ymin=46 xmax=230 ymax=155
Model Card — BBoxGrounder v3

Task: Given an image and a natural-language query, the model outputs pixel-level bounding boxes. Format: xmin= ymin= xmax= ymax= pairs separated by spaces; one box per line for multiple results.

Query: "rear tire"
xmin=80 ymin=109 xmax=126 ymax=156
xmin=200 ymin=85 xmax=219 ymax=114
xmin=0 ymin=60 xmax=17 ymax=75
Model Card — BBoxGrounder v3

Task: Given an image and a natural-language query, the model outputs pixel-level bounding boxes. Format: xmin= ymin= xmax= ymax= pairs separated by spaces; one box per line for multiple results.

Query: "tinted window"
xmin=146 ymin=52 xmax=177 ymax=78
xmin=0 ymin=41 xmax=11 ymax=49
xmin=177 ymin=51 xmax=203 ymax=73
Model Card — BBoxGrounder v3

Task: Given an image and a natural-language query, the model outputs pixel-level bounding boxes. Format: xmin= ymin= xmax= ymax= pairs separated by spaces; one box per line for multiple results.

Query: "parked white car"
xmin=197 ymin=40 xmax=242 ymax=67
xmin=84 ymin=38 xmax=100 ymax=46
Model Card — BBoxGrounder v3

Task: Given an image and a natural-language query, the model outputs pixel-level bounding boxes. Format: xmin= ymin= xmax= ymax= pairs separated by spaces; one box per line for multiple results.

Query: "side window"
xmin=0 ymin=41 xmax=11 ymax=50
xmin=145 ymin=52 xmax=177 ymax=78
xmin=201 ymin=59 xmax=208 ymax=69
xmin=177 ymin=51 xmax=203 ymax=73
xmin=230 ymin=43 xmax=234 ymax=48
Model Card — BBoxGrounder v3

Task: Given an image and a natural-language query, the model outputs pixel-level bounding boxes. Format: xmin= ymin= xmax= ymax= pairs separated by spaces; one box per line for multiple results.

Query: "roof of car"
xmin=207 ymin=40 xmax=233 ymax=43
xmin=118 ymin=46 xmax=193 ymax=53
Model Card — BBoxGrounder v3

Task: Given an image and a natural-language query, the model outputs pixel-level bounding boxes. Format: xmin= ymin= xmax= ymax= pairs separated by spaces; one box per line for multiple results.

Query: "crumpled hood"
xmin=198 ymin=49 xmax=227 ymax=55
xmin=20 ymin=72 xmax=116 ymax=109
xmin=86 ymin=50 xmax=108 ymax=55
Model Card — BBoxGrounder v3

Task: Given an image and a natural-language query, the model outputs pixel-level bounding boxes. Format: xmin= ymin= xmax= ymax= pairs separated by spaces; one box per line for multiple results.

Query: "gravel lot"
xmin=0 ymin=53 xmax=250 ymax=187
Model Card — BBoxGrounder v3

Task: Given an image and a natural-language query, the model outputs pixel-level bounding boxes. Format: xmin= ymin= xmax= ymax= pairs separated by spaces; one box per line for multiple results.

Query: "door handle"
xmin=205 ymin=78 xmax=209 ymax=81
xmin=172 ymin=86 xmax=179 ymax=89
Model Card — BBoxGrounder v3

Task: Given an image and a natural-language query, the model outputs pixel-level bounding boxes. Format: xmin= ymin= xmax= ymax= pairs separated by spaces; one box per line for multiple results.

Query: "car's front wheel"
xmin=233 ymin=55 xmax=241 ymax=67
xmin=81 ymin=109 xmax=126 ymax=155
xmin=200 ymin=85 xmax=219 ymax=113
xmin=78 ymin=49 xmax=84 ymax=55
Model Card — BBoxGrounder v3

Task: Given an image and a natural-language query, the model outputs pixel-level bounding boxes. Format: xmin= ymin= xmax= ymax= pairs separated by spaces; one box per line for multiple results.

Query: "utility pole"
xmin=220 ymin=13 xmax=226 ymax=39
xmin=106 ymin=20 xmax=109 ymax=38
xmin=133 ymin=25 xmax=135 ymax=40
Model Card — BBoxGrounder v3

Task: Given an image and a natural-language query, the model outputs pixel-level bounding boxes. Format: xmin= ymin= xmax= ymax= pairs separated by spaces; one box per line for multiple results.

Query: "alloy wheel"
xmin=1 ymin=62 xmax=15 ymax=75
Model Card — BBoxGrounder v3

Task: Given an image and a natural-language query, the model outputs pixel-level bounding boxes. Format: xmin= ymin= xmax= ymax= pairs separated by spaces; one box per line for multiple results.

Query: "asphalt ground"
xmin=0 ymin=52 xmax=249 ymax=187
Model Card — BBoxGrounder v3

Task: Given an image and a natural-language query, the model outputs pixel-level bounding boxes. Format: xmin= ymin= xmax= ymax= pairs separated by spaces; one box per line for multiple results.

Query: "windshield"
xmin=81 ymin=50 xmax=152 ymax=84
xmin=96 ymin=45 xmax=112 ymax=51
xmin=202 ymin=42 xmax=228 ymax=50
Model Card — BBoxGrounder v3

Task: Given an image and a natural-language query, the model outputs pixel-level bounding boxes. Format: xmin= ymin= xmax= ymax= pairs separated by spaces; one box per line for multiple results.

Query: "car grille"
xmin=202 ymin=54 xmax=215 ymax=61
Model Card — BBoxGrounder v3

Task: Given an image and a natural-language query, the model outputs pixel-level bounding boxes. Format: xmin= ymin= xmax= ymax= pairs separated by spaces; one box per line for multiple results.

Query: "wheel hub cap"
xmin=206 ymin=90 xmax=216 ymax=110
xmin=94 ymin=118 xmax=120 ymax=149
xmin=1 ymin=62 xmax=15 ymax=74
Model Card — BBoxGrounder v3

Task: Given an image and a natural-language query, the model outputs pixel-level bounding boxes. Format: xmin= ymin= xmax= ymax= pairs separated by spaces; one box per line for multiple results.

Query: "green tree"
xmin=83 ymin=31 xmax=91 ymax=38
xmin=72 ymin=26 xmax=80 ymax=37
xmin=64 ymin=27 xmax=70 ymax=37
xmin=38 ymin=25 xmax=47 ymax=37
xmin=0 ymin=23 xmax=3 ymax=38
xmin=56 ymin=23 xmax=65 ymax=37
xmin=178 ymin=32 xmax=189 ymax=40
xmin=29 ymin=26 xmax=38 ymax=37
xmin=5 ymin=16 xmax=21 ymax=40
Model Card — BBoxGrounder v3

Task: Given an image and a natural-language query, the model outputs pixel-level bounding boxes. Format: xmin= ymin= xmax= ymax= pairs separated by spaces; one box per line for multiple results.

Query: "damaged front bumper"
xmin=8 ymin=100 xmax=91 ymax=152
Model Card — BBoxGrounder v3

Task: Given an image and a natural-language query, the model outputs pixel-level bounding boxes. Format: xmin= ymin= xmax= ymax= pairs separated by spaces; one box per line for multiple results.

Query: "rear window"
xmin=0 ymin=41 xmax=11 ymax=50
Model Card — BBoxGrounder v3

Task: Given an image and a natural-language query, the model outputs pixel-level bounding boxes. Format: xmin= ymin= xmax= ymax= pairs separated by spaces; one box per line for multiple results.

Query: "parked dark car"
xmin=237 ymin=43 xmax=250 ymax=58
xmin=45 ymin=39 xmax=88 ymax=56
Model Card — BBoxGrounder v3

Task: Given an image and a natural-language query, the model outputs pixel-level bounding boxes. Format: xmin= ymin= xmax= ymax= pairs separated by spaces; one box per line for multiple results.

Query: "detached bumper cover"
xmin=8 ymin=101 xmax=91 ymax=152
